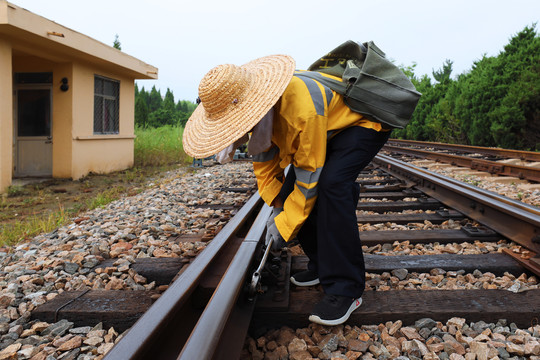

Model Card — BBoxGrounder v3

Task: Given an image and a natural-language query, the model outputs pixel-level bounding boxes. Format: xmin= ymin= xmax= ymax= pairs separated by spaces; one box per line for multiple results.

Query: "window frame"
xmin=93 ymin=75 xmax=120 ymax=135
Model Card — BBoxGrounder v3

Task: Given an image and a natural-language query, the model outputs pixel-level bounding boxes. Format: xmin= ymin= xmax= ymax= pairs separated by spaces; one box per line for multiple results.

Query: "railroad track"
xmin=384 ymin=139 xmax=540 ymax=183
xmin=27 ymin=155 xmax=540 ymax=359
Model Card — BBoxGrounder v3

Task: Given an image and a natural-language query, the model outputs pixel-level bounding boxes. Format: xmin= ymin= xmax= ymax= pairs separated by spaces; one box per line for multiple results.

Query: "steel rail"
xmin=383 ymin=145 xmax=540 ymax=183
xmin=178 ymin=204 xmax=272 ymax=360
xmin=387 ymin=139 xmax=540 ymax=162
xmin=378 ymin=156 xmax=538 ymax=214
xmin=373 ymin=154 xmax=540 ymax=252
xmin=104 ymin=193 xmax=263 ymax=360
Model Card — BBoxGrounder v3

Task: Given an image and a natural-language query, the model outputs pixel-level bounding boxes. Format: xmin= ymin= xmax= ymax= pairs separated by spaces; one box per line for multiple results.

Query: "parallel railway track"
xmin=386 ymin=139 xmax=540 ymax=163
xmin=384 ymin=139 xmax=540 ymax=183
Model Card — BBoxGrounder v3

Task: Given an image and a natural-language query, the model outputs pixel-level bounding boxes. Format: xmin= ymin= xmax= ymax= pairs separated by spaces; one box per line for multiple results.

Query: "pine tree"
xmin=163 ymin=88 xmax=176 ymax=112
xmin=454 ymin=25 xmax=539 ymax=149
xmin=148 ymin=86 xmax=162 ymax=113
xmin=113 ymin=34 xmax=121 ymax=50
xmin=135 ymin=96 xmax=149 ymax=128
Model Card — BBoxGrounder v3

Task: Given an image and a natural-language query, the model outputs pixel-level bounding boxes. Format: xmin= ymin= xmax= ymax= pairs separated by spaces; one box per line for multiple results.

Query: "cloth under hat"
xmin=215 ymin=107 xmax=275 ymax=164
xmin=182 ymin=55 xmax=295 ymax=159
xmin=215 ymin=134 xmax=248 ymax=164
xmin=248 ymin=107 xmax=274 ymax=156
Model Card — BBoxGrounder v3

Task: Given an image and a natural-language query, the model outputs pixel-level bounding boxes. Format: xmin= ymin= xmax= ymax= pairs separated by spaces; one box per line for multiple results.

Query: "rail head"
xmin=177 ymin=204 xmax=272 ymax=360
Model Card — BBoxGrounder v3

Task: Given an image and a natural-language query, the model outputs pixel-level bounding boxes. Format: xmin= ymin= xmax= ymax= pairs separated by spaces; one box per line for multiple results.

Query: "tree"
xmin=148 ymin=86 xmax=163 ymax=113
xmin=404 ymin=74 xmax=435 ymax=141
xmin=113 ymin=34 xmax=121 ymax=50
xmin=177 ymin=100 xmax=197 ymax=127
xmin=453 ymin=25 xmax=539 ymax=149
xmin=148 ymin=108 xmax=177 ymax=127
xmin=432 ymin=59 xmax=453 ymax=84
xmin=133 ymin=85 xmax=203 ymax=129
xmin=488 ymin=25 xmax=540 ymax=150
xmin=163 ymin=88 xmax=176 ymax=112
xmin=135 ymin=96 xmax=149 ymax=128
xmin=137 ymin=86 xmax=150 ymax=109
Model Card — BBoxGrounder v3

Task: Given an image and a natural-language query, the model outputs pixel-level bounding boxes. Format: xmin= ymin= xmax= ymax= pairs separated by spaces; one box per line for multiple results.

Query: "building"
xmin=0 ymin=1 xmax=158 ymax=192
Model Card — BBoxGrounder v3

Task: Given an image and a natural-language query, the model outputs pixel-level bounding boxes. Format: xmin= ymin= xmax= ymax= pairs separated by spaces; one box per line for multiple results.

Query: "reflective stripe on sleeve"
xmin=293 ymin=165 xmax=322 ymax=200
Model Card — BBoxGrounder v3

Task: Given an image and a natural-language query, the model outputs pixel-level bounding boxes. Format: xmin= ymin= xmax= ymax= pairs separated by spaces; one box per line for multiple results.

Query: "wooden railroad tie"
xmin=32 ymin=253 xmax=529 ymax=332
xmin=252 ymin=289 xmax=540 ymax=332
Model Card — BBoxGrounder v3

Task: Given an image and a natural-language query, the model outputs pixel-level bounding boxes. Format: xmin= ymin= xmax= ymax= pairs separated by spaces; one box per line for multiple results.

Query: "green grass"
xmin=134 ymin=125 xmax=191 ymax=167
xmin=85 ymin=187 xmax=125 ymax=210
xmin=7 ymin=185 xmax=27 ymax=197
xmin=1 ymin=187 xmax=129 ymax=247
xmin=1 ymin=205 xmax=70 ymax=246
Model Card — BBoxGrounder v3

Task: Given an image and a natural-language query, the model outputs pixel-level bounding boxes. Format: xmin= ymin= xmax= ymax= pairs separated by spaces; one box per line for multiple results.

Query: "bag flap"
xmin=307 ymin=40 xmax=366 ymax=77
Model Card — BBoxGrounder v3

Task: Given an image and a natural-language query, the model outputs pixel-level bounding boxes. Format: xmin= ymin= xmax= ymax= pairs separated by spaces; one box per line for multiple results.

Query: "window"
xmin=94 ymin=75 xmax=120 ymax=134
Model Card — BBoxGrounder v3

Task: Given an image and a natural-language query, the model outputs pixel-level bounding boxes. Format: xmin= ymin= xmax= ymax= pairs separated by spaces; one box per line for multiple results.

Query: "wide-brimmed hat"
xmin=182 ymin=54 xmax=295 ymax=158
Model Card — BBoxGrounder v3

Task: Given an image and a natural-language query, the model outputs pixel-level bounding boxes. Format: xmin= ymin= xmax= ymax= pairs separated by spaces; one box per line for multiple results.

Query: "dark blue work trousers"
xmin=280 ymin=126 xmax=391 ymax=298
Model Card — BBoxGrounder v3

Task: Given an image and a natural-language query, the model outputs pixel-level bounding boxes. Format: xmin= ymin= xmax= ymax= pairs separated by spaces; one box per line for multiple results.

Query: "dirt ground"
xmin=0 ymin=164 xmax=183 ymax=246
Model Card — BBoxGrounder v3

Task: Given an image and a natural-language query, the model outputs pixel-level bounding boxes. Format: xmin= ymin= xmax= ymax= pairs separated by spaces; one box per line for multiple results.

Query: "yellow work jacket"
xmin=253 ymin=72 xmax=386 ymax=242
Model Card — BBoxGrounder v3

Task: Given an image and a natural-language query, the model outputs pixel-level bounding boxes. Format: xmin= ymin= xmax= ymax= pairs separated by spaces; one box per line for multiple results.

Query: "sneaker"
xmin=308 ymin=294 xmax=362 ymax=326
xmin=290 ymin=270 xmax=320 ymax=286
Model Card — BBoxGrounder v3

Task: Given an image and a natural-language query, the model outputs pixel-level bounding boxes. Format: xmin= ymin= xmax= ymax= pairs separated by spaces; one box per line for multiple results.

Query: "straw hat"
xmin=182 ymin=54 xmax=295 ymax=158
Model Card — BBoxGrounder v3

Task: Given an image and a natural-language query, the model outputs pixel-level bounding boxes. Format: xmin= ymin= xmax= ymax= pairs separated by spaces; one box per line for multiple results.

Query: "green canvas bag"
xmin=296 ymin=40 xmax=421 ymax=129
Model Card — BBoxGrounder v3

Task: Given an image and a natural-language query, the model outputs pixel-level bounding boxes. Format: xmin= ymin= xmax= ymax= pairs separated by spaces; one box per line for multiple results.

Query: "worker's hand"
xmin=266 ymin=220 xmax=287 ymax=251
xmin=265 ymin=207 xmax=285 ymax=250
xmin=265 ymin=207 xmax=282 ymax=236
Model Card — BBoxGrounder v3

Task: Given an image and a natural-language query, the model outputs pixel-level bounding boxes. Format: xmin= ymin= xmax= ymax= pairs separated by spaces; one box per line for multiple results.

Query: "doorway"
xmin=14 ymin=72 xmax=53 ymax=177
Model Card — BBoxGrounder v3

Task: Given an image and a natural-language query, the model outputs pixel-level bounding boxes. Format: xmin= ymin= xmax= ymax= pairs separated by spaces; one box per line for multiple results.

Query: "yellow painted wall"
xmin=0 ymin=38 xmax=12 ymax=193
xmin=71 ymin=62 xmax=135 ymax=180
xmin=52 ymin=63 xmax=73 ymax=178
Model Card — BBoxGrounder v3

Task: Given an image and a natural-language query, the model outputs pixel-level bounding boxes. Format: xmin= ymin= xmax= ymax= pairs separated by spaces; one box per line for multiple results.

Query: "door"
xmin=14 ymin=75 xmax=53 ymax=177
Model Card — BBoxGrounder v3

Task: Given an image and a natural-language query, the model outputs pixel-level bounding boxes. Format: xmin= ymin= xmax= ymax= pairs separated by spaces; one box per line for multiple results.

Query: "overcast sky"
xmin=12 ymin=0 xmax=540 ymax=102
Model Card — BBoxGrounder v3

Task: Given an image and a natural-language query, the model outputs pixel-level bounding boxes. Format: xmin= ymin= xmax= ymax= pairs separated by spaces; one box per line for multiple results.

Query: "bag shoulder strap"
xmin=295 ymin=71 xmax=346 ymax=94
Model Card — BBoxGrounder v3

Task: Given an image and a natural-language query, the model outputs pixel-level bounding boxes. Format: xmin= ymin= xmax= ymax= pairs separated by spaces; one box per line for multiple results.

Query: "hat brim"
xmin=183 ymin=54 xmax=295 ymax=159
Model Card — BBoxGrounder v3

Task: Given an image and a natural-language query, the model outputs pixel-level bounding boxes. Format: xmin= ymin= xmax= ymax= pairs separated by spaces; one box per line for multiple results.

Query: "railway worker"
xmin=182 ymin=54 xmax=391 ymax=326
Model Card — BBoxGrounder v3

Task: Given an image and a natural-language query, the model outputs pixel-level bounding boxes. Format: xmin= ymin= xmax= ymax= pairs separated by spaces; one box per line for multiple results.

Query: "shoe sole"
xmin=290 ymin=276 xmax=320 ymax=287
xmin=308 ymin=297 xmax=362 ymax=326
